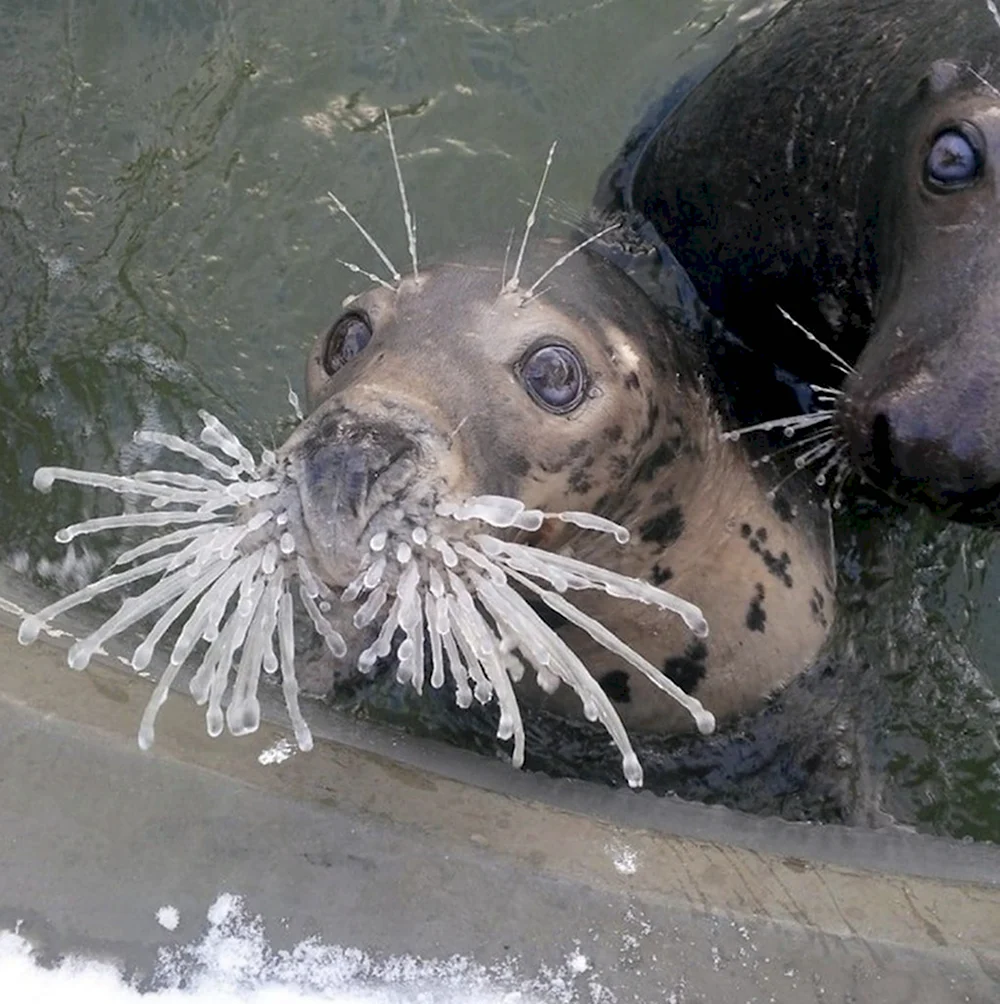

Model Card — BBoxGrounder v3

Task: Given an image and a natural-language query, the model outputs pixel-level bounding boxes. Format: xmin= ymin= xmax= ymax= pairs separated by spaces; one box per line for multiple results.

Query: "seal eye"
xmin=323 ymin=311 xmax=372 ymax=375
xmin=517 ymin=343 xmax=587 ymax=413
xmin=924 ymin=127 xmax=982 ymax=190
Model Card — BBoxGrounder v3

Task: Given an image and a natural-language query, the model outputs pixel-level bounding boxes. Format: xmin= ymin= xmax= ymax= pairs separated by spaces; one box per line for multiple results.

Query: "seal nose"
xmin=300 ymin=424 xmax=417 ymax=517
xmin=842 ymin=391 xmax=1000 ymax=523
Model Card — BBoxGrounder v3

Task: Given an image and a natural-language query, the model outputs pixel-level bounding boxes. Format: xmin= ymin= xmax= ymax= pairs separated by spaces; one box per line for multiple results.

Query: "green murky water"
xmin=2 ymin=0 xmax=998 ymax=842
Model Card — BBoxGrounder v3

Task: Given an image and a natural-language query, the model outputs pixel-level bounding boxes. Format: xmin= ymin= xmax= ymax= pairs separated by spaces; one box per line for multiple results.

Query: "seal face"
xmin=615 ymin=0 xmax=1000 ymax=525
xmin=287 ymin=241 xmax=835 ymax=732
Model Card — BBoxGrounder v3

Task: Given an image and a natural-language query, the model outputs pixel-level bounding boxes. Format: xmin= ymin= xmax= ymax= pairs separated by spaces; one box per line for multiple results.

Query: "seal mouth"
xmin=18 ymin=411 xmax=713 ymax=789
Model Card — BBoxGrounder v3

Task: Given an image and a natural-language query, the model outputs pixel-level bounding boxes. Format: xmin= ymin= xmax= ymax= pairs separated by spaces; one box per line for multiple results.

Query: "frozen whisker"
xmin=751 ymin=428 xmax=836 ymax=469
xmin=336 ymin=257 xmax=396 ymax=291
xmin=326 ymin=189 xmax=401 ymax=286
xmin=810 ymin=384 xmax=844 ymax=398
xmin=22 ymin=418 xmax=714 ymax=786
xmin=505 ymin=140 xmax=557 ymax=294
xmin=384 ymin=109 xmax=419 ymax=282
xmin=500 ymin=225 xmax=516 ymax=294
xmin=287 ymin=381 xmax=304 ymax=422
xmin=777 ymin=305 xmax=856 ymax=377
xmin=20 ymin=412 xmax=319 ymax=754
xmin=815 ymin=442 xmax=849 ymax=489
xmin=133 ymin=430 xmax=241 ymax=480
xmin=520 ymin=222 xmax=620 ymax=306
xmin=721 ymin=409 xmax=835 ymax=442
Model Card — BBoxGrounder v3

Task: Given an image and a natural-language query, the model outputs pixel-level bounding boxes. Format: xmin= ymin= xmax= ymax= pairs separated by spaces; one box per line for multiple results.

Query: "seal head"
xmin=281 ymin=241 xmax=835 ymax=733
xmin=619 ymin=0 xmax=1000 ymax=524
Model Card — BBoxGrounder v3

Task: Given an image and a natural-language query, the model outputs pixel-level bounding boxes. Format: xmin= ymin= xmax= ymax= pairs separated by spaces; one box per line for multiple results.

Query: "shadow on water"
xmin=2 ymin=0 xmax=999 ymax=842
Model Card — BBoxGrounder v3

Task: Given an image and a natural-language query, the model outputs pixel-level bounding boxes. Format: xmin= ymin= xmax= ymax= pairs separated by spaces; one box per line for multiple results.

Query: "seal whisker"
xmin=383 ymin=109 xmax=419 ymax=282
xmin=505 ymin=140 xmax=557 ymax=293
xmin=336 ymin=257 xmax=396 ymax=291
xmin=777 ymin=305 xmax=856 ymax=376
xmin=326 ymin=190 xmax=401 ymax=286
xmin=520 ymin=222 xmax=621 ymax=305
xmin=751 ymin=427 xmax=836 ymax=469
xmin=815 ymin=442 xmax=849 ymax=489
xmin=500 ymin=225 xmax=516 ymax=294
xmin=721 ymin=409 xmax=835 ymax=441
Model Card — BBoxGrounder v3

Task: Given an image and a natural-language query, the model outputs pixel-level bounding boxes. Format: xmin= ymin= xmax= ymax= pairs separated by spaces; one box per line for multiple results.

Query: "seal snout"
xmin=279 ymin=410 xmax=437 ymax=585
xmin=842 ymin=377 xmax=1000 ymax=524
xmin=301 ymin=426 xmax=415 ymax=518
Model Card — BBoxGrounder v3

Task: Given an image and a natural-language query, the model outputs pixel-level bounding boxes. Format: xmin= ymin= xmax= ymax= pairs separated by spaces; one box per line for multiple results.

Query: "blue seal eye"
xmin=925 ymin=127 xmax=982 ymax=189
xmin=323 ymin=312 xmax=372 ymax=374
xmin=518 ymin=343 xmax=587 ymax=413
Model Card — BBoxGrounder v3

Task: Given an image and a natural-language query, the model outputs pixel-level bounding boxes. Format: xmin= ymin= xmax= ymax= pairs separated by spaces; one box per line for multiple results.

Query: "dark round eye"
xmin=323 ymin=311 xmax=372 ymax=374
xmin=518 ymin=343 xmax=587 ymax=413
xmin=924 ymin=127 xmax=982 ymax=189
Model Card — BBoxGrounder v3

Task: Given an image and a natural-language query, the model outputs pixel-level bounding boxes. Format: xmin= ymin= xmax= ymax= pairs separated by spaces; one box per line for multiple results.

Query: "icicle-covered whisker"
xmin=337 ymin=257 xmax=396 ymax=292
xmin=520 ymin=223 xmax=621 ymax=305
xmin=468 ymin=567 xmax=644 ymax=786
xmin=19 ymin=411 xmax=320 ymax=757
xmin=751 ymin=427 xmax=836 ymax=470
xmin=473 ymin=534 xmax=708 ymax=638
xmin=720 ymin=409 xmax=835 ymax=442
xmin=326 ymin=189 xmax=401 ymax=285
xmin=776 ymin=305 xmax=856 ymax=376
xmin=383 ymin=109 xmax=419 ymax=282
xmin=505 ymin=140 xmax=557 ymax=293
xmin=134 ymin=430 xmax=241 ymax=481
xmin=504 ymin=565 xmax=715 ymax=736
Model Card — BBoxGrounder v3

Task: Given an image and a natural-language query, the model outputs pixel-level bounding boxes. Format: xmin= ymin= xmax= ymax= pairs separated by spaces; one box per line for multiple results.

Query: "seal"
xmin=16 ymin=130 xmax=834 ymax=786
xmin=289 ymin=236 xmax=835 ymax=735
xmin=609 ymin=0 xmax=1000 ymax=525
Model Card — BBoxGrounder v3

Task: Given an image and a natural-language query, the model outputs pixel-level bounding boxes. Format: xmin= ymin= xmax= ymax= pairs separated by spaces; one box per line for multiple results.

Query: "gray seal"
xmin=283 ymin=239 xmax=836 ymax=732
xmin=612 ymin=0 xmax=1000 ymax=524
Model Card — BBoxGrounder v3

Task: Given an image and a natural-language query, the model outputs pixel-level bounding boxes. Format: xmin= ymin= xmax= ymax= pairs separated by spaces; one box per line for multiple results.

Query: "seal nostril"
xmin=871 ymin=412 xmax=893 ymax=480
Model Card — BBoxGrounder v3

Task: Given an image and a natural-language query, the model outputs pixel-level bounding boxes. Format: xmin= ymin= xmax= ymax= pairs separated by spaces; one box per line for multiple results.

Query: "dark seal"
xmin=607 ymin=0 xmax=1000 ymax=524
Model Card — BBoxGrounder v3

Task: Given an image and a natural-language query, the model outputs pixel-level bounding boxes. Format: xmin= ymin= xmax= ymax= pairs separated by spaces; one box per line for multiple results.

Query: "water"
xmin=2 ymin=0 xmax=998 ymax=842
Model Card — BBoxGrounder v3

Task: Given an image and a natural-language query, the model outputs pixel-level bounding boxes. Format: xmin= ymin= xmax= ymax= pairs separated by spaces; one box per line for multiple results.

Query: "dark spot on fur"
xmin=810 ymin=587 xmax=829 ymax=628
xmin=568 ymin=467 xmax=592 ymax=494
xmin=747 ymin=536 xmax=793 ymax=588
xmin=624 ymin=372 xmax=640 ymax=390
xmin=526 ymin=601 xmax=569 ymax=632
xmin=605 ymin=424 xmax=623 ymax=443
xmin=591 ymin=493 xmax=613 ymax=517
xmin=662 ymin=640 xmax=708 ymax=694
xmin=772 ymin=493 xmax=794 ymax=522
xmin=610 ymin=454 xmax=630 ymax=479
xmin=636 ymin=441 xmax=679 ymax=482
xmin=746 ymin=583 xmax=766 ymax=632
xmin=568 ymin=439 xmax=590 ymax=461
xmin=599 ymin=669 xmax=631 ymax=703
xmin=740 ymin=523 xmax=752 ymax=538
xmin=507 ymin=453 xmax=531 ymax=477
xmin=755 ymin=526 xmax=768 ymax=543
xmin=650 ymin=563 xmax=673 ymax=585
xmin=639 ymin=506 xmax=685 ymax=547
